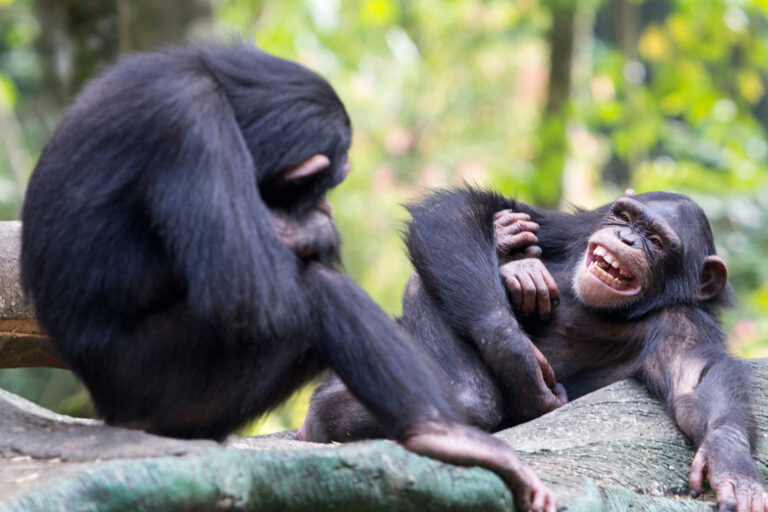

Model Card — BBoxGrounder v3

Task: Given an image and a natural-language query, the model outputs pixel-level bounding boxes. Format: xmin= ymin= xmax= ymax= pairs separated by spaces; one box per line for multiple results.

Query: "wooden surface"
xmin=0 ymin=222 xmax=64 ymax=368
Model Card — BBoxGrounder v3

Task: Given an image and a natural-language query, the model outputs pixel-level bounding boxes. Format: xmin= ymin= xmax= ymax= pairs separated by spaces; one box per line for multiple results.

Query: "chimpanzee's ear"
xmin=284 ymin=154 xmax=331 ymax=181
xmin=700 ymin=255 xmax=728 ymax=301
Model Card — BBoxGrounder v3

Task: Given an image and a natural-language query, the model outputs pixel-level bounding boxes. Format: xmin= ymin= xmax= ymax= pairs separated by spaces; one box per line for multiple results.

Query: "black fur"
xmin=21 ymin=44 xmax=458 ymax=440
xmin=304 ymin=186 xmax=754 ymax=455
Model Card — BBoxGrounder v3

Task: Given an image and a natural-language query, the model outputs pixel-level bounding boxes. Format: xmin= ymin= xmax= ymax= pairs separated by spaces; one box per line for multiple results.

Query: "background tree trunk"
xmin=33 ymin=0 xmax=213 ymax=104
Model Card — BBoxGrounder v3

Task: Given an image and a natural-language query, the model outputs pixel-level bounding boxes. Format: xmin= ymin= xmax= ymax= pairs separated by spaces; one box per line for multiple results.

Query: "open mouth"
xmin=586 ymin=244 xmax=641 ymax=294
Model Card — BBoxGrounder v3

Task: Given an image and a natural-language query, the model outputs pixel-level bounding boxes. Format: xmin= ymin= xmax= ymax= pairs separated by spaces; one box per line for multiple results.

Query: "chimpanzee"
xmin=301 ymin=186 xmax=768 ymax=512
xmin=21 ymin=45 xmax=557 ymax=512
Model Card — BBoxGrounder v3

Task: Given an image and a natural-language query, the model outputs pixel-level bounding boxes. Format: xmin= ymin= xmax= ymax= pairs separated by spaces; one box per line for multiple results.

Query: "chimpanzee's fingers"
xmin=501 ymin=270 xmax=523 ymax=309
xmin=509 ymin=278 xmax=524 ymax=309
xmin=530 ymin=474 xmax=557 ymax=512
xmin=553 ymin=382 xmax=568 ymax=403
xmin=746 ymin=484 xmax=768 ymax=512
xmin=531 ymin=484 xmax=547 ymax=512
xmin=539 ymin=264 xmax=560 ymax=309
xmin=498 ymin=232 xmax=539 ymax=254
xmin=493 ymin=210 xmax=530 ymax=225
xmin=545 ymin=493 xmax=557 ymax=512
xmin=529 ymin=268 xmax=551 ymax=319
xmin=511 ymin=465 xmax=538 ymax=512
xmin=689 ymin=450 xmax=706 ymax=497
xmin=517 ymin=272 xmax=537 ymax=315
xmin=503 ymin=220 xmax=539 ymax=236
xmin=533 ymin=345 xmax=557 ymax=390
xmin=762 ymin=491 xmax=768 ymax=512
xmin=752 ymin=490 xmax=764 ymax=512
xmin=739 ymin=487 xmax=752 ymax=512
xmin=715 ymin=480 xmax=737 ymax=512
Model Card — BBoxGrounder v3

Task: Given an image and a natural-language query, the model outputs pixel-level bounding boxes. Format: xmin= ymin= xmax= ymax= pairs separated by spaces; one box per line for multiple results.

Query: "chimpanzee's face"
xmin=572 ymin=196 xmax=682 ymax=310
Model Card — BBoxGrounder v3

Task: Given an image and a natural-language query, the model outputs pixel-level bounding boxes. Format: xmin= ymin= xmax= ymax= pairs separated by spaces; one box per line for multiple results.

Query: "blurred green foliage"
xmin=0 ymin=0 xmax=766 ymax=435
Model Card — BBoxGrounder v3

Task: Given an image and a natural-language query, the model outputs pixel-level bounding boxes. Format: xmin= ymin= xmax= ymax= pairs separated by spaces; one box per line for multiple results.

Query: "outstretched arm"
xmin=406 ymin=187 xmax=562 ymax=421
xmin=640 ymin=307 xmax=766 ymax=512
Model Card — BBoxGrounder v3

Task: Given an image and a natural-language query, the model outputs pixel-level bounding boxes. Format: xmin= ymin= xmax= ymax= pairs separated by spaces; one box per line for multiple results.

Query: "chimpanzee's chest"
xmin=520 ymin=284 xmax=648 ymax=399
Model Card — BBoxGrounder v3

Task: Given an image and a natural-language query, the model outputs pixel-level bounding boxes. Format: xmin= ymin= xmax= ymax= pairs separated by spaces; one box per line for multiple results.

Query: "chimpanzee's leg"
xmin=304 ymin=264 xmax=556 ymax=512
xmin=399 ymin=273 xmax=506 ymax=430
xmin=299 ymin=272 xmax=506 ymax=442
xmin=82 ymin=301 xmax=322 ymax=440
xmin=406 ymin=188 xmax=562 ymax=421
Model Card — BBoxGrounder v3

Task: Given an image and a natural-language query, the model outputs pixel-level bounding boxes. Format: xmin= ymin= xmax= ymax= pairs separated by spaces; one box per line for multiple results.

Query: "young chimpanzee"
xmin=21 ymin=46 xmax=557 ymax=511
xmin=302 ymin=186 xmax=768 ymax=512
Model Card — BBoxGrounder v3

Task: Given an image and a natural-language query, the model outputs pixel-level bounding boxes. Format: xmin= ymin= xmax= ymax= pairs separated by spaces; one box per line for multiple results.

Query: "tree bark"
xmin=5 ymin=359 xmax=767 ymax=510
xmin=532 ymin=4 xmax=576 ymax=208
xmin=33 ymin=0 xmax=213 ymax=104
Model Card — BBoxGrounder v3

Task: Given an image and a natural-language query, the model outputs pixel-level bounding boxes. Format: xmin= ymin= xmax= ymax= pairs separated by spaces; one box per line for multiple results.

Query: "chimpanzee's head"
xmin=572 ymin=191 xmax=729 ymax=318
xmin=202 ymin=45 xmax=352 ymax=215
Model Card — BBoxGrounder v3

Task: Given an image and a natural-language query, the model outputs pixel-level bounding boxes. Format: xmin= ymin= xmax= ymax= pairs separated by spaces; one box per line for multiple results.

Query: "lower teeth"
xmin=590 ymin=262 xmax=627 ymax=286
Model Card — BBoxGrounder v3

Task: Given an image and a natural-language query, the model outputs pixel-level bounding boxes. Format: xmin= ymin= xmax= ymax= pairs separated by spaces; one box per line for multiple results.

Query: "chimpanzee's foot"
xmin=403 ymin=421 xmax=557 ymax=512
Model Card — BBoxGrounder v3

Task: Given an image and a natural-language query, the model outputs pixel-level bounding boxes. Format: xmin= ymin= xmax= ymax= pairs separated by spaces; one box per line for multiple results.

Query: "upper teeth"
xmin=593 ymin=245 xmax=631 ymax=276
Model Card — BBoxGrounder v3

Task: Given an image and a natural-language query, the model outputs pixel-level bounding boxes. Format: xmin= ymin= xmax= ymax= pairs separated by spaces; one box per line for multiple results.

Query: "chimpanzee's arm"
xmin=406 ymin=188 xmax=562 ymax=421
xmin=306 ymin=263 xmax=557 ymax=512
xmin=139 ymin=75 xmax=306 ymax=336
xmin=640 ymin=307 xmax=767 ymax=512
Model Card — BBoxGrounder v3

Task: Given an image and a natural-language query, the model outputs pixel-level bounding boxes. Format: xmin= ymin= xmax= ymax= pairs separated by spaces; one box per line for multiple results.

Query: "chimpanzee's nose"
xmin=617 ymin=228 xmax=638 ymax=247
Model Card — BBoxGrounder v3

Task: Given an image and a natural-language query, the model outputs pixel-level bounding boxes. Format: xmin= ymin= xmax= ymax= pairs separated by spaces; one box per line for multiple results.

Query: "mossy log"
xmin=1 ymin=360 xmax=767 ymax=511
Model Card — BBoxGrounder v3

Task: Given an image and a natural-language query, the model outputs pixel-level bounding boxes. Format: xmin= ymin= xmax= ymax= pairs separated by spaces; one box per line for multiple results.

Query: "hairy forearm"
xmin=672 ymin=356 xmax=755 ymax=448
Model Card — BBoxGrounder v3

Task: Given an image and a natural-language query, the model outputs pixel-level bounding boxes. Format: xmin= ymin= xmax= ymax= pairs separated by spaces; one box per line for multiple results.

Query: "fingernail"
xmin=691 ymin=490 xmax=699 ymax=498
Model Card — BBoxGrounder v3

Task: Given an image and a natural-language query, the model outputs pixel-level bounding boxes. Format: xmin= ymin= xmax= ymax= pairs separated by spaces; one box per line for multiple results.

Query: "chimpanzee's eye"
xmin=649 ymin=235 xmax=663 ymax=250
xmin=618 ymin=211 xmax=632 ymax=223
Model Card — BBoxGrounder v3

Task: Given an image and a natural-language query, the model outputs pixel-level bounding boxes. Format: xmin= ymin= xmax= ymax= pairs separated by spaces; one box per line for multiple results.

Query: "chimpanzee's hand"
xmin=271 ymin=207 xmax=339 ymax=259
xmin=532 ymin=343 xmax=568 ymax=404
xmin=493 ymin=210 xmax=542 ymax=259
xmin=512 ymin=343 xmax=565 ymax=421
xmin=499 ymin=335 xmax=566 ymax=422
xmin=689 ymin=426 xmax=768 ymax=512
xmin=499 ymin=259 xmax=560 ymax=320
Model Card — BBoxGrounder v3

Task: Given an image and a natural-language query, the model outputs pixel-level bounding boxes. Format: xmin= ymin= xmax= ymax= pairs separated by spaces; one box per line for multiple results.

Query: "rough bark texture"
xmin=2 ymin=360 xmax=767 ymax=511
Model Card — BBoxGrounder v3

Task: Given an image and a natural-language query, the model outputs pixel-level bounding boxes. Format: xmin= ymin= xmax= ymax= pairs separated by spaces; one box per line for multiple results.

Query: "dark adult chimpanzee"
xmin=21 ymin=46 xmax=557 ymax=512
xmin=301 ymin=186 xmax=768 ymax=512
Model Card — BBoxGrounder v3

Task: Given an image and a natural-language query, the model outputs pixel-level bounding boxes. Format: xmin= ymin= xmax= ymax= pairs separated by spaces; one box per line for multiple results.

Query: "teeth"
xmin=589 ymin=261 xmax=625 ymax=286
xmin=592 ymin=245 xmax=632 ymax=279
